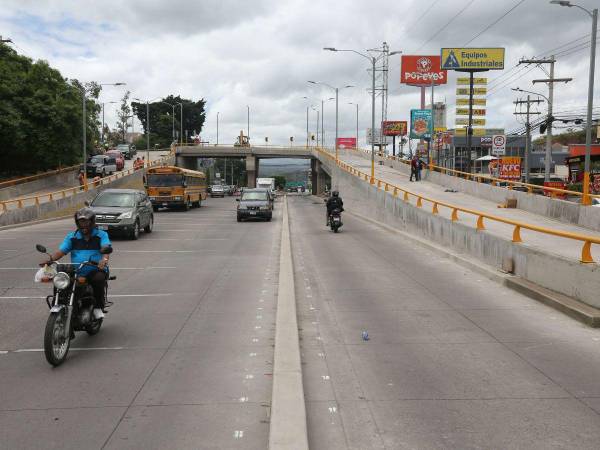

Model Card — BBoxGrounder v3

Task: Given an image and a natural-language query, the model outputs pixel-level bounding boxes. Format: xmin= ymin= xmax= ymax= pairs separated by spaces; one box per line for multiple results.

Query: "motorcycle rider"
xmin=40 ymin=208 xmax=112 ymax=320
xmin=326 ymin=190 xmax=344 ymax=225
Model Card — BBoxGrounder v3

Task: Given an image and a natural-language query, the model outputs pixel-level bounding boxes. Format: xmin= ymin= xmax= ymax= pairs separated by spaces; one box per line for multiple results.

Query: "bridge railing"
xmin=349 ymin=147 xmax=600 ymax=203
xmin=316 ymin=147 xmax=600 ymax=263
xmin=0 ymin=156 xmax=171 ymax=212
xmin=0 ymin=165 xmax=80 ymax=190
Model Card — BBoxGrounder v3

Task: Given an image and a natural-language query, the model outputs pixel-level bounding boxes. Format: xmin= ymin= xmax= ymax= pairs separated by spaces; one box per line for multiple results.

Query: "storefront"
xmin=565 ymin=144 xmax=600 ymax=191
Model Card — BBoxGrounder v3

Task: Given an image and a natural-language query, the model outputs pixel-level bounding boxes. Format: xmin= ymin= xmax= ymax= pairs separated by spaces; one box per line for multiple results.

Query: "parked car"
xmin=83 ymin=154 xmax=117 ymax=177
xmin=117 ymin=143 xmax=136 ymax=160
xmin=88 ymin=188 xmax=153 ymax=240
xmin=236 ymin=188 xmax=272 ymax=222
xmin=105 ymin=150 xmax=125 ymax=171
xmin=210 ymin=184 xmax=226 ymax=198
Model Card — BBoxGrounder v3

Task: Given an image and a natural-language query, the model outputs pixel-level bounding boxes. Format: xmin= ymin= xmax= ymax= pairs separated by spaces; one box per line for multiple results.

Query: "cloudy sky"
xmin=1 ymin=0 xmax=598 ymax=147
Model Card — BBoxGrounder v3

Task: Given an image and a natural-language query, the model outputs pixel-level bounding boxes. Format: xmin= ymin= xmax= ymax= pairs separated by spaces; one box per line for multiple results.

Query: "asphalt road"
xmin=287 ymin=194 xmax=600 ymax=450
xmin=0 ymin=196 xmax=279 ymax=449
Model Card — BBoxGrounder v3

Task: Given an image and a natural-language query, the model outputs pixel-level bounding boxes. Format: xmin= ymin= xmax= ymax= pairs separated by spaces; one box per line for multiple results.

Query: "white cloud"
xmin=1 ymin=0 xmax=597 ymax=147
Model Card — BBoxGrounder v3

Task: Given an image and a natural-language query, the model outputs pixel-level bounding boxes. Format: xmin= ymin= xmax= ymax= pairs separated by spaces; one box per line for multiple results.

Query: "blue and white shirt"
xmin=59 ymin=227 xmax=111 ymax=276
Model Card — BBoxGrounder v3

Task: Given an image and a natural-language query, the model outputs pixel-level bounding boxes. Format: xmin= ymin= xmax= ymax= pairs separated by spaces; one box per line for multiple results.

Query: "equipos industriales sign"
xmin=401 ymin=55 xmax=447 ymax=85
xmin=441 ymin=48 xmax=505 ymax=70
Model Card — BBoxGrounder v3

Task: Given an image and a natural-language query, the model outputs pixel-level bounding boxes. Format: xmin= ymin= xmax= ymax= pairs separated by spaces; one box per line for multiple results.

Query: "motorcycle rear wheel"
xmin=44 ymin=311 xmax=70 ymax=366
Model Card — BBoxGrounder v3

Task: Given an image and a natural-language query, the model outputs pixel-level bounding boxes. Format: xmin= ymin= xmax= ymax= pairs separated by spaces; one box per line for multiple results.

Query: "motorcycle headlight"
xmin=53 ymin=272 xmax=70 ymax=290
xmin=118 ymin=211 xmax=133 ymax=219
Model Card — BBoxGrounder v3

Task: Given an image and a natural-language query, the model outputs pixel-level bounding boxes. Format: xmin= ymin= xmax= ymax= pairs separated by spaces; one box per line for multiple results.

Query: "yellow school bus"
xmin=145 ymin=166 xmax=207 ymax=211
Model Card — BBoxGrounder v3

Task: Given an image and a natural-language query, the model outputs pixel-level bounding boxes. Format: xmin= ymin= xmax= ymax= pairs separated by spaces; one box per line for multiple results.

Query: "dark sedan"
xmin=236 ymin=189 xmax=272 ymax=222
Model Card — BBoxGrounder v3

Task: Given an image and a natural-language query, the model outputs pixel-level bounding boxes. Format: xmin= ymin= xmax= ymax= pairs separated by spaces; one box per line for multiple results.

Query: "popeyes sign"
xmin=401 ymin=55 xmax=447 ymax=86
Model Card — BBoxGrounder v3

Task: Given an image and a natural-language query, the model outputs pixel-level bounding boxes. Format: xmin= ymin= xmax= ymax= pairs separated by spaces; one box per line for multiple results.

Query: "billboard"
xmin=457 ymin=98 xmax=487 ymax=106
xmin=456 ymin=108 xmax=486 ymax=116
xmin=456 ymin=77 xmax=488 ymax=85
xmin=441 ymin=48 xmax=505 ymax=70
xmin=410 ymin=109 xmax=432 ymax=139
xmin=456 ymin=87 xmax=487 ymax=96
xmin=382 ymin=121 xmax=408 ymax=136
xmin=336 ymin=137 xmax=357 ymax=149
xmin=499 ymin=157 xmax=521 ymax=181
xmin=401 ymin=55 xmax=447 ymax=86
xmin=455 ymin=118 xmax=486 ymax=126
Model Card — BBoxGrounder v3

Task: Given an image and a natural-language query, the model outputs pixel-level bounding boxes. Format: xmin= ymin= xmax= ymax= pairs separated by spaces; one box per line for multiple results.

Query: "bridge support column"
xmin=311 ymin=159 xmax=327 ymax=195
xmin=246 ymin=156 xmax=257 ymax=188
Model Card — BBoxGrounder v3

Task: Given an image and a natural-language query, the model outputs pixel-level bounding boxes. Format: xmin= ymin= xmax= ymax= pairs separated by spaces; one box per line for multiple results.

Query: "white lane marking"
xmin=257 ymin=307 xmax=263 ymax=310
xmin=245 ymin=374 xmax=254 ymax=380
xmin=249 ymin=353 xmax=257 ymax=357
xmin=329 ymin=406 xmax=338 ymax=413
xmin=234 ymin=430 xmax=244 ymax=439
xmin=118 ymin=250 xmax=202 ymax=253
xmin=239 ymin=397 xmax=249 ymax=402
xmin=8 ymin=347 xmax=124 ymax=353
xmin=0 ymin=293 xmax=173 ymax=300
xmin=254 ymin=326 xmax=262 ymax=329
xmin=252 ymin=338 xmax=259 ymax=343
xmin=259 ymin=299 xmax=264 ymax=303
xmin=322 ymin=375 xmax=330 ymax=380
xmin=256 ymin=315 xmax=262 ymax=319
xmin=318 ymin=352 xmax=325 ymax=358
xmin=0 ymin=266 xmax=177 ymax=270
xmin=1 ymin=250 xmax=18 ymax=252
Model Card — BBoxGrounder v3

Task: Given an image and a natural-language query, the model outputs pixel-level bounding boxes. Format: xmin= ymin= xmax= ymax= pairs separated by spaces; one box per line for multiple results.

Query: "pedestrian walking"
xmin=78 ymin=171 xmax=85 ymax=191
xmin=410 ymin=156 xmax=418 ymax=182
xmin=417 ymin=158 xmax=424 ymax=181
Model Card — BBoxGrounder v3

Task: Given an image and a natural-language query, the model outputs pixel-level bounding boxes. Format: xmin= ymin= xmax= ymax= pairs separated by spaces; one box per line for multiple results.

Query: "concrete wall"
xmin=330 ymin=163 xmax=600 ymax=309
xmin=0 ymin=168 xmax=78 ymax=201
xmin=0 ymin=171 xmax=145 ymax=227
xmin=373 ymin=154 xmax=600 ymax=233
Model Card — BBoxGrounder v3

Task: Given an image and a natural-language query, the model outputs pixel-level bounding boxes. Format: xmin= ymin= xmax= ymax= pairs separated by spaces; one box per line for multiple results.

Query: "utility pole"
xmin=0 ymin=36 xmax=13 ymax=44
xmin=513 ymin=96 xmax=542 ymax=183
xmin=519 ymin=56 xmax=572 ymax=181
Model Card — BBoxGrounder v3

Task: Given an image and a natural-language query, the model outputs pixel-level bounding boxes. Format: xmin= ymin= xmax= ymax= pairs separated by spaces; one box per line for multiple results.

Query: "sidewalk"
xmin=337 ymin=150 xmax=600 ymax=264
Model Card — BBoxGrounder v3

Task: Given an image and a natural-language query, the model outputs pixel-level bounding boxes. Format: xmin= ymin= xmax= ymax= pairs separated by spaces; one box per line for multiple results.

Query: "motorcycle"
xmin=35 ymin=244 xmax=115 ymax=366
xmin=329 ymin=208 xmax=343 ymax=233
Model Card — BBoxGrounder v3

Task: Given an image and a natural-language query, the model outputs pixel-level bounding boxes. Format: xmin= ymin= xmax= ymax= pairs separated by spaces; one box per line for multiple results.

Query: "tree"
xmin=273 ymin=176 xmax=287 ymax=190
xmin=0 ymin=43 xmax=102 ymax=175
xmin=131 ymin=95 xmax=206 ymax=149
xmin=117 ymin=91 xmax=131 ymax=143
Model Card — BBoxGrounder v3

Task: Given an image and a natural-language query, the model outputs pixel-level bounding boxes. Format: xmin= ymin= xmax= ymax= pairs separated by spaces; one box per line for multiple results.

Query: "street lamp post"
xmin=324 ymin=47 xmax=401 ymax=182
xmin=349 ymin=102 xmax=358 ymax=148
xmin=551 ymin=1 xmax=597 ymax=204
xmin=308 ymin=81 xmax=353 ymax=162
xmin=247 ymin=105 xmax=250 ymax=143
xmin=312 ymin=106 xmax=319 ymax=146
xmin=80 ymin=82 xmax=125 ymax=185
xmin=101 ymin=101 xmax=117 ymax=147
xmin=217 ymin=112 xmax=219 ymax=145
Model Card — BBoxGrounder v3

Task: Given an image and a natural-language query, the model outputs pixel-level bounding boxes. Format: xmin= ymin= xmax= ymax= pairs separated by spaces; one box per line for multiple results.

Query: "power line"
xmin=462 ymin=0 xmax=527 ymax=46
xmin=414 ymin=0 xmax=477 ymax=52
xmin=404 ymin=0 xmax=442 ymax=35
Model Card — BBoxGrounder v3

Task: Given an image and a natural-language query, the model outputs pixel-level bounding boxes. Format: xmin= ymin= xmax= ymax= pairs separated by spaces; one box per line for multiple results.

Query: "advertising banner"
xmin=441 ymin=48 xmax=505 ymax=70
xmin=456 ymin=87 xmax=487 ymax=96
xmin=336 ymin=137 xmax=357 ymax=149
xmin=454 ymin=128 xmax=486 ymax=136
xmin=457 ymin=77 xmax=487 ymax=85
xmin=382 ymin=121 xmax=408 ymax=136
xmin=457 ymin=98 xmax=487 ymax=106
xmin=480 ymin=136 xmax=492 ymax=148
xmin=499 ymin=157 xmax=521 ymax=181
xmin=456 ymin=108 xmax=486 ymax=116
xmin=401 ymin=55 xmax=447 ymax=86
xmin=410 ymin=109 xmax=432 ymax=139
xmin=455 ymin=118 xmax=486 ymax=126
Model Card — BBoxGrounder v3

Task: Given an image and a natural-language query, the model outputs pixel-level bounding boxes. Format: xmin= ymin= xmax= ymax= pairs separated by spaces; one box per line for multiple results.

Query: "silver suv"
xmin=89 ymin=189 xmax=153 ymax=240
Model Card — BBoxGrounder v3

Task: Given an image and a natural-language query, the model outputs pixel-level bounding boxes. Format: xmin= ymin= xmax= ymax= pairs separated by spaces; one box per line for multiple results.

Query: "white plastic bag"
xmin=34 ymin=265 xmax=56 ymax=283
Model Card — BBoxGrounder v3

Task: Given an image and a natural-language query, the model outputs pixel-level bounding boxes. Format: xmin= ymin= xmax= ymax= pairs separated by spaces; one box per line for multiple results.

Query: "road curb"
xmin=346 ymin=208 xmax=600 ymax=328
xmin=269 ymin=196 xmax=309 ymax=450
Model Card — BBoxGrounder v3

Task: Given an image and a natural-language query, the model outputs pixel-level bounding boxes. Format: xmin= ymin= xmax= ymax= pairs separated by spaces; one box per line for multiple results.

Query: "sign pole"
xmin=467 ymin=70 xmax=474 ymax=173
xmin=392 ymin=135 xmax=396 ymax=156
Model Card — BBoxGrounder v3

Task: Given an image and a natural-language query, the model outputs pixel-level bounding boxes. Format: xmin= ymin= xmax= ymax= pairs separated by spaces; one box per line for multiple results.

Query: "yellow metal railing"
xmin=0 ymin=165 xmax=80 ymax=190
xmin=315 ymin=147 xmax=599 ymax=263
xmin=0 ymin=156 xmax=170 ymax=212
xmin=351 ymin=147 xmax=600 ymax=201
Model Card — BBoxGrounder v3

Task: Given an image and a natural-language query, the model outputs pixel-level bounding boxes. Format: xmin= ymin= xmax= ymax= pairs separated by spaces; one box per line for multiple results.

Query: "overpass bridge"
xmin=175 ymin=145 xmax=332 ymax=191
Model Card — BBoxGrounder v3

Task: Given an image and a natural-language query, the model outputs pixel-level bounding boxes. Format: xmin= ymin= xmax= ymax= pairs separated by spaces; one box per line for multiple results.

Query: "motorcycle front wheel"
xmin=44 ymin=311 xmax=71 ymax=366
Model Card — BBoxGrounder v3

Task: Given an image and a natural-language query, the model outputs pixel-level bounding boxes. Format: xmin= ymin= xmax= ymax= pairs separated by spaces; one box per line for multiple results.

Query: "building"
xmin=565 ymin=144 xmax=600 ymax=186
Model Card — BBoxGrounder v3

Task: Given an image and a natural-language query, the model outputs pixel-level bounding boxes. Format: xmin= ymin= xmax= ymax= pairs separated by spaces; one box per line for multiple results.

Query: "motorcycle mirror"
xmin=100 ymin=246 xmax=113 ymax=255
xmin=35 ymin=244 xmax=47 ymax=254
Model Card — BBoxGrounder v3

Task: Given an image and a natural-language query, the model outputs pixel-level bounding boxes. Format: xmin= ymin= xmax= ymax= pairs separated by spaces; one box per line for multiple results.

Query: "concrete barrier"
xmin=330 ymin=164 xmax=600 ymax=310
xmin=0 ymin=168 xmax=78 ymax=201
xmin=0 ymin=170 xmax=145 ymax=227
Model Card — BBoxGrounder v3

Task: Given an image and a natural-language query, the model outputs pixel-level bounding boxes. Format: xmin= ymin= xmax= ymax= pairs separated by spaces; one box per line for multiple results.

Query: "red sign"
xmin=401 ymin=55 xmax=447 ymax=86
xmin=499 ymin=157 xmax=521 ymax=181
xmin=543 ymin=181 xmax=567 ymax=198
xmin=336 ymin=137 xmax=357 ymax=149
xmin=382 ymin=121 xmax=407 ymax=136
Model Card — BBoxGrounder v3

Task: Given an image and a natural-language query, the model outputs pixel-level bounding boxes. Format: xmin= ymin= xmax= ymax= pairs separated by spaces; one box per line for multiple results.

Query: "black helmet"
xmin=74 ymin=207 xmax=96 ymax=229
xmin=332 ymin=191 xmax=339 ymax=197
